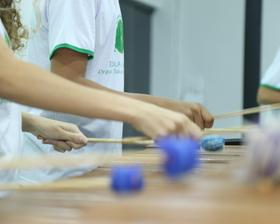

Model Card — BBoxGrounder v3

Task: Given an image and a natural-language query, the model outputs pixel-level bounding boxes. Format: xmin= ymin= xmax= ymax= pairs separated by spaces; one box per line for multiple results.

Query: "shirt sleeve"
xmin=0 ymin=23 xmax=4 ymax=37
xmin=261 ymin=46 xmax=280 ymax=91
xmin=47 ymin=0 xmax=96 ymax=60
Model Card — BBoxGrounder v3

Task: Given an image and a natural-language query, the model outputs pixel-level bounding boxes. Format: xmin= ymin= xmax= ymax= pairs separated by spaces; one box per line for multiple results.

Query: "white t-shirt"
xmin=0 ymin=20 xmax=23 ymax=187
xmin=261 ymin=46 xmax=280 ymax=91
xmin=260 ymin=46 xmax=280 ymax=124
xmin=20 ymin=0 xmax=124 ymax=183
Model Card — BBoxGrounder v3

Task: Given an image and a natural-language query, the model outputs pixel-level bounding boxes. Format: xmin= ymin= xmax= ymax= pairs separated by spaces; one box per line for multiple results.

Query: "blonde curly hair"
xmin=0 ymin=0 xmax=28 ymax=52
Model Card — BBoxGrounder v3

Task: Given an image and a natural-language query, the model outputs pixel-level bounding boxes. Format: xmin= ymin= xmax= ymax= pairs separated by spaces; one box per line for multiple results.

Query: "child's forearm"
xmin=0 ymin=52 xmax=141 ymax=124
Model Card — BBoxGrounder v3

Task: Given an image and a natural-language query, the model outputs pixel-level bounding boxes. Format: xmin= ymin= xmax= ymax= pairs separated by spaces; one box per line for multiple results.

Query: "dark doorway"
xmin=119 ymin=0 xmax=154 ymax=149
xmin=243 ymin=0 xmax=262 ymax=122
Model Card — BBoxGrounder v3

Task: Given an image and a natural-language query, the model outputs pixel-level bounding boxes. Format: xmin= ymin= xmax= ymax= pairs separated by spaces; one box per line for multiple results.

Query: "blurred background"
xmin=18 ymin=0 xmax=280 ymax=144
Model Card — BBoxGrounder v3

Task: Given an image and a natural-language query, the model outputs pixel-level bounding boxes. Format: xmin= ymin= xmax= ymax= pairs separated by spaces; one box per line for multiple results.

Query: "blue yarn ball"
xmin=157 ymin=136 xmax=200 ymax=178
xmin=111 ymin=165 xmax=144 ymax=193
xmin=200 ymin=135 xmax=225 ymax=151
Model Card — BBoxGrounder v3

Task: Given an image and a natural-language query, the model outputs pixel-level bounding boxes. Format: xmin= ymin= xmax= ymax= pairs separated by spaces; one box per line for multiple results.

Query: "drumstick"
xmin=214 ymin=103 xmax=280 ymax=119
xmin=203 ymin=127 xmax=254 ymax=134
xmin=86 ymin=138 xmax=153 ymax=144
xmin=37 ymin=135 xmax=153 ymax=145
xmin=83 ymin=126 xmax=254 ymax=142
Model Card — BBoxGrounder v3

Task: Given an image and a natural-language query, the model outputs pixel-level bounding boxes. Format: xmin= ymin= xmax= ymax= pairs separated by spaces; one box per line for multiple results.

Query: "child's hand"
xmin=131 ymin=104 xmax=203 ymax=140
xmin=22 ymin=113 xmax=87 ymax=153
xmin=155 ymin=99 xmax=214 ymax=130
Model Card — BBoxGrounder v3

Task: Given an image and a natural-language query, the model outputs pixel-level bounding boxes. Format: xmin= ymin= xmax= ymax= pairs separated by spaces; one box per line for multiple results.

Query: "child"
xmin=257 ymin=46 xmax=280 ymax=124
xmin=257 ymin=46 xmax=280 ymax=104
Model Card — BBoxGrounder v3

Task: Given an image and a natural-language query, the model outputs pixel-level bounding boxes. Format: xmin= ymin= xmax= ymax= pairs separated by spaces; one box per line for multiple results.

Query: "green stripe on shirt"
xmin=50 ymin=43 xmax=94 ymax=60
xmin=260 ymin=84 xmax=280 ymax=91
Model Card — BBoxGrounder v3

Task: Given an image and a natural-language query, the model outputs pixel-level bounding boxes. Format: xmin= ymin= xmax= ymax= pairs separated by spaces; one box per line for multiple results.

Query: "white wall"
xmin=261 ymin=0 xmax=280 ymax=77
xmin=178 ymin=0 xmax=244 ymax=131
xmin=137 ymin=0 xmax=245 ymax=137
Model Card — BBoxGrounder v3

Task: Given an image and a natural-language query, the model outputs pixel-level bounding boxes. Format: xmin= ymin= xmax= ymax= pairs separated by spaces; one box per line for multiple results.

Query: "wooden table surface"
xmin=1 ymin=145 xmax=280 ymax=224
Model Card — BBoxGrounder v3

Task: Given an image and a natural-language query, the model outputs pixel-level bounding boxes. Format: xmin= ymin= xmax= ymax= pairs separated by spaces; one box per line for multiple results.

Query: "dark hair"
xmin=0 ymin=0 xmax=28 ymax=52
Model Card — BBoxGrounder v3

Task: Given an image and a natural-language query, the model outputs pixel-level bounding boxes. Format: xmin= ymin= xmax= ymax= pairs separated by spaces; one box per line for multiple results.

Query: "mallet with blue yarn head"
xmin=157 ymin=136 xmax=200 ymax=178
xmin=200 ymin=135 xmax=225 ymax=151
xmin=111 ymin=165 xmax=144 ymax=194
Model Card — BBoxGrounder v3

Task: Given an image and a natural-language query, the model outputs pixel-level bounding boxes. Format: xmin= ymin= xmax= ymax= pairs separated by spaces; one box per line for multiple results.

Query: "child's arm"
xmin=257 ymin=86 xmax=280 ymax=105
xmin=51 ymin=48 xmax=214 ymax=130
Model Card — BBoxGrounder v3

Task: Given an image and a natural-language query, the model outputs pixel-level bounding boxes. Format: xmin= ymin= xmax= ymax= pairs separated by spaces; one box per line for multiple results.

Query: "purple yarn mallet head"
xmin=247 ymin=124 xmax=280 ymax=180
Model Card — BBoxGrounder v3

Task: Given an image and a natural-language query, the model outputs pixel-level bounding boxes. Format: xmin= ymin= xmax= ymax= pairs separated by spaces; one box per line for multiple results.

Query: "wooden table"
xmin=1 ymin=145 xmax=280 ymax=224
